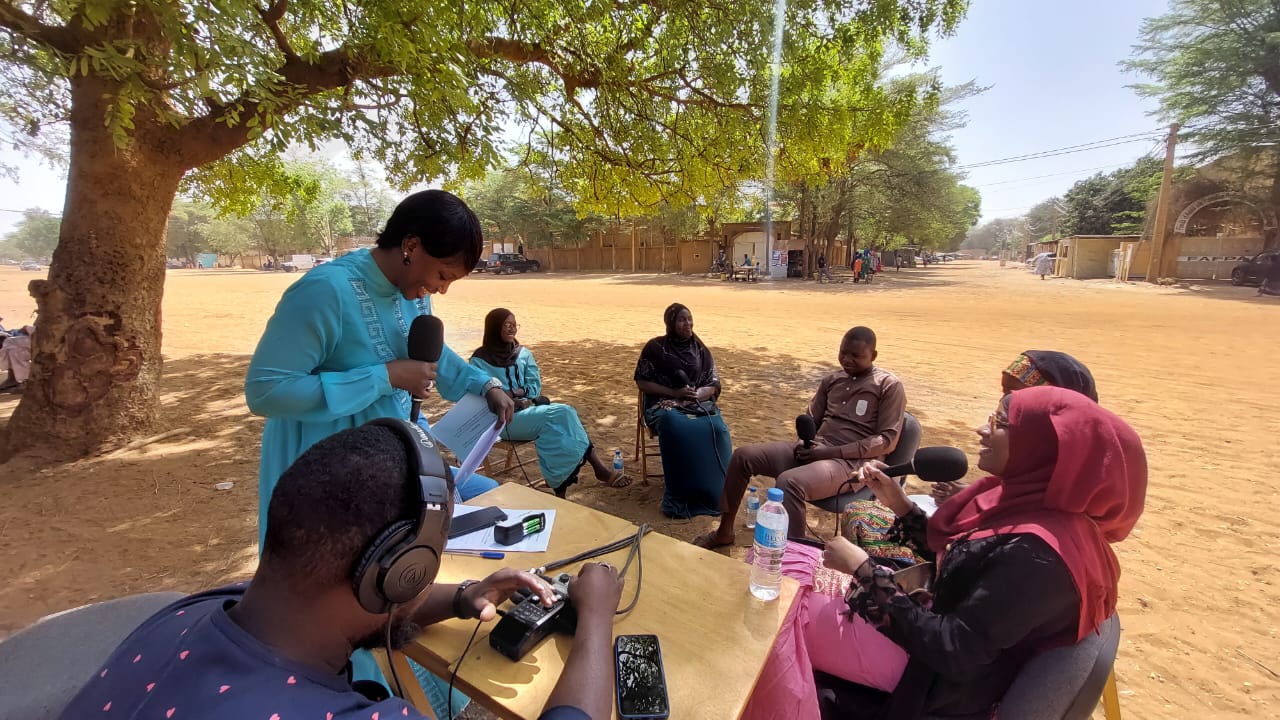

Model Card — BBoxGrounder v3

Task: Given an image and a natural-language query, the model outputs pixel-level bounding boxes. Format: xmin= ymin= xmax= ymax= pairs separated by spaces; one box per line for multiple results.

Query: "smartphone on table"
xmin=614 ymin=634 xmax=670 ymax=720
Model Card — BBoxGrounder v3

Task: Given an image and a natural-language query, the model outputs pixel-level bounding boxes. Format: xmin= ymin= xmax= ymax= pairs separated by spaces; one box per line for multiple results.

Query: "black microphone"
xmin=674 ymin=369 xmax=692 ymax=388
xmin=882 ymin=446 xmax=969 ymax=483
xmin=795 ymin=414 xmax=816 ymax=449
xmin=407 ymin=315 xmax=444 ymax=423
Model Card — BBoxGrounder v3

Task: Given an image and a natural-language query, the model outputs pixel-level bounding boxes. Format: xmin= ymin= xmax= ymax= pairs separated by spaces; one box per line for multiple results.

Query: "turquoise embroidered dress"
xmin=469 ymin=347 xmax=592 ymax=489
xmin=247 ymin=248 xmax=497 ymax=540
xmin=245 ymin=249 xmax=495 ymax=712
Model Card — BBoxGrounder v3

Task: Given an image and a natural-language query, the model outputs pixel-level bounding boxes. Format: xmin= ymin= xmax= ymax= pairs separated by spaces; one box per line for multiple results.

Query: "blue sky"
xmin=925 ymin=0 xmax=1174 ymax=221
xmin=0 ymin=0 xmax=1176 ymax=233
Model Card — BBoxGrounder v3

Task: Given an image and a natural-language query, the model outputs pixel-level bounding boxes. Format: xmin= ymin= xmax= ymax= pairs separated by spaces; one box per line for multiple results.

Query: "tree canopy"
xmin=0 ymin=208 xmax=61 ymax=260
xmin=1126 ymin=0 xmax=1280 ymax=169
xmin=2 ymin=0 xmax=968 ymax=211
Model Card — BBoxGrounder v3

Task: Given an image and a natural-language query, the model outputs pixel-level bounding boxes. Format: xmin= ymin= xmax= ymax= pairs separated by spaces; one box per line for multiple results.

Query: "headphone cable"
xmin=449 ymin=618 xmax=484 ymax=720
xmin=385 ymin=603 xmax=406 ymax=700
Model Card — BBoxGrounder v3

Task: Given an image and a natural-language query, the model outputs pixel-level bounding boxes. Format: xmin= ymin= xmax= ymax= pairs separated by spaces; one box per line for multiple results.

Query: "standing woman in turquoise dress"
xmin=244 ymin=191 xmax=514 ymax=711
xmin=246 ymin=189 xmax=515 ymax=542
xmin=470 ymin=308 xmax=633 ymax=497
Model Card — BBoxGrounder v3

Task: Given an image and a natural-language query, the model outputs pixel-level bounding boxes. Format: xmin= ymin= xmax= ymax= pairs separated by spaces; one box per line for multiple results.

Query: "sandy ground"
xmin=1 ymin=260 xmax=1277 ymax=718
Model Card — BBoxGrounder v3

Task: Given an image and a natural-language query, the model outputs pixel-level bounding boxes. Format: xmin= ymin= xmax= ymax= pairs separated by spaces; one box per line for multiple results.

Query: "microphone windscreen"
xmin=674 ymin=370 xmax=691 ymax=387
xmin=795 ymin=414 xmax=817 ymax=442
xmin=910 ymin=446 xmax=969 ymax=483
xmin=408 ymin=315 xmax=444 ymax=363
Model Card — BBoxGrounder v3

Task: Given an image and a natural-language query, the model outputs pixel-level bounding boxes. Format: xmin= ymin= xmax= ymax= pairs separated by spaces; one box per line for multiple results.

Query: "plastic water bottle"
xmin=744 ymin=487 xmax=760 ymax=529
xmin=749 ymin=488 xmax=788 ymax=601
xmin=613 ymin=449 xmax=624 ymax=474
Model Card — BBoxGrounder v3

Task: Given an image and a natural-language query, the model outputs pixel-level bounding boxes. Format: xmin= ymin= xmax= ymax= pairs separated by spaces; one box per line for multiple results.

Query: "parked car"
xmin=473 ymin=258 xmax=488 ymax=273
xmin=1231 ymin=250 xmax=1278 ymax=287
xmin=19 ymin=261 xmax=42 ymax=271
xmin=487 ymin=253 xmax=541 ymax=274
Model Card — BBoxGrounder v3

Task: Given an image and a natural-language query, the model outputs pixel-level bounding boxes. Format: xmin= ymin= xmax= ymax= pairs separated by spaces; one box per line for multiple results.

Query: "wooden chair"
xmin=481 ymin=438 xmax=548 ymax=491
xmin=634 ymin=392 xmax=663 ymax=482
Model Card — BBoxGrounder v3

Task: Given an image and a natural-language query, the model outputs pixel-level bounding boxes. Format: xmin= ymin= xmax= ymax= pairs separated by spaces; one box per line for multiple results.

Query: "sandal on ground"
xmin=692 ymin=531 xmax=735 ymax=550
xmin=600 ymin=471 xmax=634 ymax=488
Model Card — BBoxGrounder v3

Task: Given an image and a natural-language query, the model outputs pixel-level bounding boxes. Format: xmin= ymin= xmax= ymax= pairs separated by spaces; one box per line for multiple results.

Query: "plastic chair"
xmin=633 ymin=392 xmax=663 ymax=483
xmin=809 ymin=412 xmax=922 ymax=515
xmin=996 ymin=613 xmax=1123 ymax=720
xmin=0 ymin=592 xmax=184 ymax=720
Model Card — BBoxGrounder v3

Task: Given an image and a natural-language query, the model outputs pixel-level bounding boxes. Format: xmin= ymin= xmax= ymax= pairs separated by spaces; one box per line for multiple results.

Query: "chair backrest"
xmin=809 ymin=411 xmax=922 ymax=513
xmin=883 ymin=412 xmax=923 ymax=470
xmin=0 ymin=592 xmax=184 ymax=720
xmin=996 ymin=613 xmax=1122 ymax=720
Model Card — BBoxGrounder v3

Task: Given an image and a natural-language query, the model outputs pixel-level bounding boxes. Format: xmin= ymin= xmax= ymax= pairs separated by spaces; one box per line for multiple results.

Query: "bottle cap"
xmin=748 ymin=486 xmax=757 ymax=493
xmin=766 ymin=488 xmax=783 ymax=502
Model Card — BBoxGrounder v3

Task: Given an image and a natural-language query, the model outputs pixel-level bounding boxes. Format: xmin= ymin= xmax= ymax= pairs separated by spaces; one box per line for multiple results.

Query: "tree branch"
xmin=468 ymin=35 xmax=601 ymax=94
xmin=0 ymin=2 xmax=83 ymax=53
xmin=176 ymin=46 xmax=390 ymax=169
xmin=258 ymin=0 xmax=299 ymax=61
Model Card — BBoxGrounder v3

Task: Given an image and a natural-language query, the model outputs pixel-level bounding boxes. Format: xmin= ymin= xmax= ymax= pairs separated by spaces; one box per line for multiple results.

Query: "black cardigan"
xmin=830 ymin=508 xmax=1081 ymax=720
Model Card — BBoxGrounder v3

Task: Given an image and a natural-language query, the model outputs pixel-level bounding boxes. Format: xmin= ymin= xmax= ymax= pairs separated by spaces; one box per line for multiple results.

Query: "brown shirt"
xmin=808 ymin=366 xmax=906 ymax=460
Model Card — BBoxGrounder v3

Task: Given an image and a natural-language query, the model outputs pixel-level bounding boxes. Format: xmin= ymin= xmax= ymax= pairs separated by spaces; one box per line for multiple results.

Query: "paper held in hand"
xmin=428 ymin=393 xmax=503 ymax=486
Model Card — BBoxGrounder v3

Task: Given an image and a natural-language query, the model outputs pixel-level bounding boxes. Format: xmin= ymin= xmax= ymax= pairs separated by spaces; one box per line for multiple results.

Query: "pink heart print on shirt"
xmin=286 ymin=675 xmax=296 ymax=685
xmin=102 ymin=701 xmax=111 ymax=711
xmin=166 ymin=709 xmax=175 ymax=718
xmin=219 ymin=685 xmax=230 ymax=694
xmin=146 ymin=683 xmax=155 ymax=693
xmin=179 ymin=650 xmax=189 ymax=660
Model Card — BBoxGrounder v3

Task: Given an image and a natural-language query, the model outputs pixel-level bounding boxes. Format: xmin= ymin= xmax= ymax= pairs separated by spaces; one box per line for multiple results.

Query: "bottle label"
xmin=754 ymin=523 xmax=786 ymax=549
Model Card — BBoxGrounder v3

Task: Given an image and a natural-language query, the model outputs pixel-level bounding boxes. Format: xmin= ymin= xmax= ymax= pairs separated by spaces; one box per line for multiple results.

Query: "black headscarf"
xmin=1022 ymin=350 xmax=1099 ymax=403
xmin=472 ymin=308 xmax=522 ymax=367
xmin=634 ymin=303 xmax=719 ymax=391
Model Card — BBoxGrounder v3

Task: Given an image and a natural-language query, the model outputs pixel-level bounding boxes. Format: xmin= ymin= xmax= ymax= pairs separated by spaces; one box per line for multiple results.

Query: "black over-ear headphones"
xmin=352 ymin=418 xmax=454 ymax=614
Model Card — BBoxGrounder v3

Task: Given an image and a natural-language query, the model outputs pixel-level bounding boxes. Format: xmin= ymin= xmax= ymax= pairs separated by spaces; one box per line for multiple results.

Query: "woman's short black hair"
xmin=262 ymin=425 xmax=416 ymax=588
xmin=376 ymin=189 xmax=483 ymax=270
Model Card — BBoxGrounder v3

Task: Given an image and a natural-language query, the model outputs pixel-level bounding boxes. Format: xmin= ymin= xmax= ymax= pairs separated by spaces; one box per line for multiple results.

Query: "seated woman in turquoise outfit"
xmin=633 ymin=303 xmax=732 ymax=518
xmin=469 ymin=308 xmax=633 ymax=497
xmin=245 ymin=190 xmax=515 ymax=712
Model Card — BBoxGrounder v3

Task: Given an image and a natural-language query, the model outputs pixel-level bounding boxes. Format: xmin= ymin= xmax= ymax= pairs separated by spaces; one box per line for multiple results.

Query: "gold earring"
xmin=402 ymin=251 xmax=411 ymax=266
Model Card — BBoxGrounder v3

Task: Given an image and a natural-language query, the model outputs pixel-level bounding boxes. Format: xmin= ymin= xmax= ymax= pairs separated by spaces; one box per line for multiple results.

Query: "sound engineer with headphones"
xmin=59 ymin=419 xmax=624 ymax=720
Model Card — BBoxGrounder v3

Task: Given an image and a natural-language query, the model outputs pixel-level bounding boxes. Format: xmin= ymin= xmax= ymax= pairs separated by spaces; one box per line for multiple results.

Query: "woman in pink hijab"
xmin=743 ymin=386 xmax=1147 ymax=720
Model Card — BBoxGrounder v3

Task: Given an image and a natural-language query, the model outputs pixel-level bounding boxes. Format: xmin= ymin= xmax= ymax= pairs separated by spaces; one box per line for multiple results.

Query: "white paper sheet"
xmin=429 ymin=393 xmax=502 ymax=485
xmin=908 ymin=494 xmax=938 ymax=517
xmin=447 ymin=504 xmax=557 ymax=553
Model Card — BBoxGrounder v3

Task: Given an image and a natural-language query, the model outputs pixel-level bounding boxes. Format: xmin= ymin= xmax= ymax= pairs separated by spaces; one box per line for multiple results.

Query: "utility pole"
xmin=1146 ymin=123 xmax=1180 ymax=283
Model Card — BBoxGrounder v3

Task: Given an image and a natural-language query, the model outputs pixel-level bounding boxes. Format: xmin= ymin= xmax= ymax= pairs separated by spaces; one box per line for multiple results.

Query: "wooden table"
xmin=403 ymin=483 xmax=798 ymax=720
xmin=728 ymin=265 xmax=757 ymax=282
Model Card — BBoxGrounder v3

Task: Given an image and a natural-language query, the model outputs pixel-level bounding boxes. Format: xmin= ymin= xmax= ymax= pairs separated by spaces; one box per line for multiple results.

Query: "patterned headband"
xmin=1004 ymin=353 xmax=1048 ymax=387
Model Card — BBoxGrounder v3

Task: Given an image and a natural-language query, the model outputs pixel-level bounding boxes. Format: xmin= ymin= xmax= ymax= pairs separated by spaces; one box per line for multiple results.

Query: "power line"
xmin=0 ymin=208 xmax=60 ymax=216
xmin=956 ymin=134 xmax=1165 ymax=170
xmin=972 ymin=161 xmax=1141 ymax=188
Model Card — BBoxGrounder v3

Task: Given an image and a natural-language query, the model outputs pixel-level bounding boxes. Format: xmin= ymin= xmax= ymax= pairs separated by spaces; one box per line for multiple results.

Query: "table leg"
xmin=374 ymin=648 xmax=438 ymax=719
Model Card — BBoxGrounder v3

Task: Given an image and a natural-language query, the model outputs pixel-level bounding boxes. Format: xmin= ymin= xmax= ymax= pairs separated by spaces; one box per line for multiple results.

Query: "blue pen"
xmin=445 ymin=550 xmax=505 ymax=559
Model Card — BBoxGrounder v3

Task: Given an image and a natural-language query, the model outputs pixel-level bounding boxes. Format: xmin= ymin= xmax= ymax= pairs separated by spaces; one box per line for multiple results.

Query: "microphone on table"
xmin=407 ymin=315 xmax=444 ymax=423
xmin=881 ymin=447 xmax=969 ymax=483
xmin=795 ymin=414 xmax=816 ymax=449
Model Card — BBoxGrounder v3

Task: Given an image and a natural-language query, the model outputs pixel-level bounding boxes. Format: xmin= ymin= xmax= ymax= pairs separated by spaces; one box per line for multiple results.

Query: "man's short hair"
xmin=263 ymin=425 xmax=415 ymax=588
xmin=843 ymin=326 xmax=877 ymax=349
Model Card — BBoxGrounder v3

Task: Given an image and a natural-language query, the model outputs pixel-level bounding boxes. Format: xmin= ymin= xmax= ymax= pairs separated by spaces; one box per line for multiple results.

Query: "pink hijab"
xmin=928 ymin=386 xmax=1147 ymax=642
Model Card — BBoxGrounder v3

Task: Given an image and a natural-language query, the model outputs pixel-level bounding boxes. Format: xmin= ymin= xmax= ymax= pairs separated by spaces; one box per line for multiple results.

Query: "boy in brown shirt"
xmin=694 ymin=326 xmax=906 ymax=546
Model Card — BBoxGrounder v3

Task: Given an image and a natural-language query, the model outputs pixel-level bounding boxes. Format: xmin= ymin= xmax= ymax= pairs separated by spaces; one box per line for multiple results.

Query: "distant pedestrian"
xmin=818 ymin=253 xmax=833 ymax=283
xmin=1035 ymin=253 xmax=1055 ymax=280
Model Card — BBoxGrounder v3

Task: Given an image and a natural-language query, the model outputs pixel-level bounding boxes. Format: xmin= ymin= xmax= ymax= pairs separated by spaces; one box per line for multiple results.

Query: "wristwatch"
xmin=481 ymin=377 xmax=503 ymax=394
xmin=453 ymin=580 xmax=480 ymax=619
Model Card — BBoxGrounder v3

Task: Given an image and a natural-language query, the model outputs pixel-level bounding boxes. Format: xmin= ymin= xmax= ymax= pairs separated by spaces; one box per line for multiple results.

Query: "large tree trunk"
xmin=2 ymin=76 xmax=184 ymax=460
